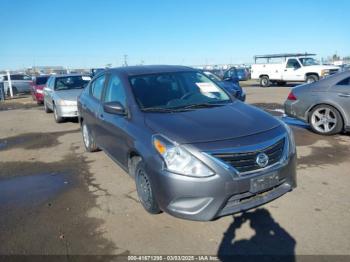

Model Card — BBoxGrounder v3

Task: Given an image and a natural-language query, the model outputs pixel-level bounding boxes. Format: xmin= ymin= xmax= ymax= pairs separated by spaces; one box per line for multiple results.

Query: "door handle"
xmin=338 ymin=93 xmax=350 ymax=98
xmin=284 ymin=69 xmax=287 ymax=72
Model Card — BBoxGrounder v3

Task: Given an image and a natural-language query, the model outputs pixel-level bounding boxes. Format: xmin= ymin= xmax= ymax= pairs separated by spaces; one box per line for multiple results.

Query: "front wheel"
xmin=135 ymin=159 xmax=161 ymax=214
xmin=260 ymin=76 xmax=270 ymax=87
xmin=81 ymin=122 xmax=99 ymax=152
xmin=306 ymin=75 xmax=318 ymax=84
xmin=53 ymin=104 xmax=64 ymax=123
xmin=309 ymin=105 xmax=343 ymax=135
xmin=44 ymin=101 xmax=52 ymax=113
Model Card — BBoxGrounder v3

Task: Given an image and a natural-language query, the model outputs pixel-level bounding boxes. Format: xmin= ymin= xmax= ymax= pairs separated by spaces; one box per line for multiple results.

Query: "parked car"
xmin=43 ymin=74 xmax=91 ymax=123
xmin=340 ymin=64 xmax=350 ymax=72
xmin=78 ymin=65 xmax=297 ymax=221
xmin=203 ymin=70 xmax=246 ymax=101
xmin=0 ymin=74 xmax=32 ymax=96
xmin=30 ymin=75 xmax=50 ymax=104
xmin=90 ymin=68 xmax=105 ymax=77
xmin=251 ymin=53 xmax=339 ymax=87
xmin=236 ymin=67 xmax=250 ymax=81
xmin=284 ymin=71 xmax=350 ymax=135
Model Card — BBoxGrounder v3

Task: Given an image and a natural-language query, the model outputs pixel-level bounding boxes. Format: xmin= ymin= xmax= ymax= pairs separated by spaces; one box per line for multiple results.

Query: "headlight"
xmin=153 ymin=135 xmax=214 ymax=177
xmin=321 ymin=69 xmax=330 ymax=77
xmin=56 ymin=99 xmax=76 ymax=106
xmin=280 ymin=120 xmax=296 ymax=155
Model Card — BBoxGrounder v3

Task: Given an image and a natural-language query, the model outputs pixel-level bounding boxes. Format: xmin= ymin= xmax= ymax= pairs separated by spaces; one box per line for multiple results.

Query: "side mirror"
xmin=103 ymin=101 xmax=126 ymax=115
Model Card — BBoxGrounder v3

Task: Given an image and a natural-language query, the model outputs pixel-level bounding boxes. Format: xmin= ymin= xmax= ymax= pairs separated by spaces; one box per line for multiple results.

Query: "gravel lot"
xmin=0 ymin=82 xmax=350 ymax=258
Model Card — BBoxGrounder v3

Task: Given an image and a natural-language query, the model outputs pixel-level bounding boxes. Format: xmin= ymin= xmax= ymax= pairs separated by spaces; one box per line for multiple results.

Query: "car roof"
xmin=108 ymin=65 xmax=195 ymax=76
xmin=51 ymin=73 xmax=90 ymax=78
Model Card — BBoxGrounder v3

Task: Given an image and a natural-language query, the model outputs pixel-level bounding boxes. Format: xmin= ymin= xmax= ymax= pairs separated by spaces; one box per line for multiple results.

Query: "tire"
xmin=260 ymin=76 xmax=270 ymax=87
xmin=7 ymin=86 xmax=18 ymax=96
xmin=44 ymin=101 xmax=52 ymax=113
xmin=53 ymin=104 xmax=64 ymax=123
xmin=81 ymin=122 xmax=99 ymax=152
xmin=134 ymin=159 xmax=161 ymax=214
xmin=309 ymin=105 xmax=343 ymax=135
xmin=306 ymin=75 xmax=318 ymax=84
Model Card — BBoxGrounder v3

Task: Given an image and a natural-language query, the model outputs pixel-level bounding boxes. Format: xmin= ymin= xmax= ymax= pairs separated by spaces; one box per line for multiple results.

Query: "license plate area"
xmin=250 ymin=172 xmax=280 ymax=193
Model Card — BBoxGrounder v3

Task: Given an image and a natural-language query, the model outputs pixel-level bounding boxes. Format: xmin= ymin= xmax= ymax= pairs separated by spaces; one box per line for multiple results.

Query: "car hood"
xmin=55 ymin=89 xmax=83 ymax=102
xmin=305 ymin=65 xmax=339 ymax=71
xmin=144 ymin=102 xmax=281 ymax=144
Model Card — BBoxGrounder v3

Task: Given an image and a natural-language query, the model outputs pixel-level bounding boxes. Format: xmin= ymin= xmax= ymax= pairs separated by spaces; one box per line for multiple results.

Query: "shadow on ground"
xmin=217 ymin=208 xmax=296 ymax=262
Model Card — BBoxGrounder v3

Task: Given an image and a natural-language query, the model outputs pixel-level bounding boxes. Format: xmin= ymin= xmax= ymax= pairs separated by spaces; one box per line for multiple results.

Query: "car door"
xmin=44 ymin=77 xmax=54 ymax=109
xmin=331 ymin=76 xmax=350 ymax=120
xmin=83 ymin=74 xmax=106 ymax=146
xmin=98 ymin=73 xmax=129 ymax=166
xmin=283 ymin=59 xmax=304 ymax=81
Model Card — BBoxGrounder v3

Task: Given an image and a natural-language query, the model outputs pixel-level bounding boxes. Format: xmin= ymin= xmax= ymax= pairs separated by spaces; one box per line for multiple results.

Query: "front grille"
xmin=212 ymin=138 xmax=285 ymax=174
xmin=329 ymin=69 xmax=339 ymax=75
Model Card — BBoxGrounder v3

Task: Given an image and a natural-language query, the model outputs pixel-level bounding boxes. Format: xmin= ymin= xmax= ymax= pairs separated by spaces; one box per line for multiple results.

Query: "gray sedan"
xmin=284 ymin=71 xmax=350 ymax=135
xmin=43 ymin=74 xmax=91 ymax=123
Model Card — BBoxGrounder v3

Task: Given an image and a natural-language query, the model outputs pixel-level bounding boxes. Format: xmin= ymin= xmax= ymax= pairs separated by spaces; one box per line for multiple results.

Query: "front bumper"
xmin=148 ymin=151 xmax=296 ymax=221
xmin=55 ymin=104 xmax=78 ymax=118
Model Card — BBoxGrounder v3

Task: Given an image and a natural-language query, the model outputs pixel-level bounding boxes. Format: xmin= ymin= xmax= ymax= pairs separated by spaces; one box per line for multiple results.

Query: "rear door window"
xmin=90 ymin=75 xmax=106 ymax=100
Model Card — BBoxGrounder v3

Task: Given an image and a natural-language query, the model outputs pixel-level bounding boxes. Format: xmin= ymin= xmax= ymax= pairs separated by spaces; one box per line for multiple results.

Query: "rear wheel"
xmin=134 ymin=159 xmax=161 ymax=214
xmin=7 ymin=86 xmax=18 ymax=96
xmin=53 ymin=104 xmax=64 ymax=123
xmin=260 ymin=76 xmax=270 ymax=87
xmin=309 ymin=105 xmax=343 ymax=135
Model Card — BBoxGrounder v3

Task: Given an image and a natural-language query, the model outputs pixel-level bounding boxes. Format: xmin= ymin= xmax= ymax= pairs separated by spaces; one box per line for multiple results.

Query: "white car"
xmin=43 ymin=74 xmax=91 ymax=123
xmin=251 ymin=53 xmax=339 ymax=87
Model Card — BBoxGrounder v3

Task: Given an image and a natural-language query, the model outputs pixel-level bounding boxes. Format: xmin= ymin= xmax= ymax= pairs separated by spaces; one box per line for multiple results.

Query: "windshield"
xmin=129 ymin=71 xmax=231 ymax=111
xmin=54 ymin=75 xmax=91 ymax=91
xmin=203 ymin=71 xmax=222 ymax=82
xmin=299 ymin=58 xmax=319 ymax=66
xmin=35 ymin=76 xmax=49 ymax=85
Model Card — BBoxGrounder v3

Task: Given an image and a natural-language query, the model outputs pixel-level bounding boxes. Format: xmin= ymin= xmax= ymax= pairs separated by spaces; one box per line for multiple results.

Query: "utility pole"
xmin=123 ymin=54 xmax=128 ymax=67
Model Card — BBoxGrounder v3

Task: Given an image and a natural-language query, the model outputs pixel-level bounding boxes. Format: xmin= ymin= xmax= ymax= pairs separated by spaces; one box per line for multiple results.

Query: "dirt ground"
xmin=0 ymin=84 xmax=350 ymax=259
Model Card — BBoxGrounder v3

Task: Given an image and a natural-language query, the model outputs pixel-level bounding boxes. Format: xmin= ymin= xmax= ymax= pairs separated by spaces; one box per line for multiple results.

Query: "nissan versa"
xmin=78 ymin=65 xmax=297 ymax=221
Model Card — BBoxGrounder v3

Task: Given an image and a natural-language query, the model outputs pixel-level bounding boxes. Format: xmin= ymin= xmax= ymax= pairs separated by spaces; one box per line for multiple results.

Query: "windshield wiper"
xmin=142 ymin=107 xmax=181 ymax=112
xmin=142 ymin=102 xmax=229 ymax=113
xmin=175 ymin=102 xmax=228 ymax=110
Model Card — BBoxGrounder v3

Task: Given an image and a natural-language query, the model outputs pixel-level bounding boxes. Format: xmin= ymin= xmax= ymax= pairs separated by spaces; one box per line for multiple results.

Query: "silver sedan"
xmin=284 ymin=71 xmax=350 ymax=135
xmin=43 ymin=74 xmax=91 ymax=123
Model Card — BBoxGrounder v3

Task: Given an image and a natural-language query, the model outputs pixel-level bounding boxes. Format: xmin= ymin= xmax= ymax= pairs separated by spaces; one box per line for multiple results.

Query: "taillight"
xmin=287 ymin=91 xmax=297 ymax=101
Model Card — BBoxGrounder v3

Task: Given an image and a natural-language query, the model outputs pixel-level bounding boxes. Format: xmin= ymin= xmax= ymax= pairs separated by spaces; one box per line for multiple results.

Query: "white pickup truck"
xmin=251 ymin=53 xmax=339 ymax=87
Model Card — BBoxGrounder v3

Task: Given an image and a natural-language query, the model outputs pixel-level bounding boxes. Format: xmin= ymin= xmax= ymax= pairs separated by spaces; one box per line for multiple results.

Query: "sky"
xmin=0 ymin=0 xmax=349 ymax=70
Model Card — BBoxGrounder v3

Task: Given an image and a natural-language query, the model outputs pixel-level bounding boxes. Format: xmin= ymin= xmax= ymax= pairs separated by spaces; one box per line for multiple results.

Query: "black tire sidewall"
xmin=53 ymin=105 xmax=63 ymax=123
xmin=310 ymin=105 xmax=343 ymax=135
xmin=306 ymin=75 xmax=318 ymax=84
xmin=260 ymin=76 xmax=270 ymax=87
xmin=44 ymin=101 xmax=51 ymax=113
xmin=135 ymin=160 xmax=160 ymax=214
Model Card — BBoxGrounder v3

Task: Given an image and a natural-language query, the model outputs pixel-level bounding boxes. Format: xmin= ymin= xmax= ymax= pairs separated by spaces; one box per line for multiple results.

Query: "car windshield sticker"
xmin=196 ymin=82 xmax=219 ymax=93
xmin=82 ymin=76 xmax=91 ymax=81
